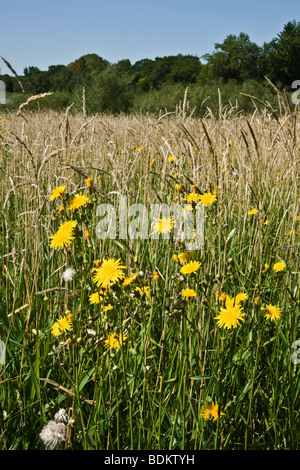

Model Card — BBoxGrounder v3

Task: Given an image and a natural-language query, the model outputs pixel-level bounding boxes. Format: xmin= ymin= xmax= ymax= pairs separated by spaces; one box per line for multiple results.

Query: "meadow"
xmin=0 ymin=90 xmax=299 ymax=450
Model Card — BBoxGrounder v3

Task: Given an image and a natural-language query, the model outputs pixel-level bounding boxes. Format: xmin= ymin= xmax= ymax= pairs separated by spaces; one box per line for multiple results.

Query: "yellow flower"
xmin=69 ymin=193 xmax=91 ymax=210
xmin=103 ymin=304 xmax=113 ymax=312
xmin=264 ymin=304 xmax=282 ymax=322
xmin=153 ymin=271 xmax=160 ymax=283
xmin=178 ymin=251 xmax=194 ymax=264
xmin=273 ymin=261 xmax=286 ymax=272
xmin=265 ymin=263 xmax=270 ymax=271
xmin=175 ymin=183 xmax=182 ymax=192
xmin=198 ymin=192 xmax=217 ymax=206
xmin=57 ymin=316 xmax=72 ymax=333
xmin=49 ymin=227 xmax=75 ymax=250
xmin=92 ymin=257 xmax=125 ymax=289
xmin=219 ymin=292 xmax=227 ymax=302
xmin=235 ymin=292 xmax=248 ymax=304
xmin=172 ymin=254 xmax=179 ymax=263
xmin=89 ymin=292 xmax=103 ymax=305
xmin=248 ymin=209 xmax=258 ymax=215
xmin=186 ymin=192 xmax=199 ymax=203
xmin=51 ymin=322 xmax=61 ymax=337
xmin=50 ymin=185 xmax=66 ymax=202
xmin=86 ymin=177 xmax=93 ymax=188
xmin=104 ymin=333 xmax=127 ymax=350
xmin=181 ymin=288 xmax=197 ymax=298
xmin=122 ymin=273 xmax=138 ymax=287
xmin=135 ymin=285 xmax=150 ymax=299
xmin=51 ymin=315 xmax=72 ymax=336
xmin=168 ymin=156 xmax=175 ymax=162
xmin=215 ymin=298 xmax=245 ymax=330
xmin=201 ymin=401 xmax=225 ymax=421
xmin=180 ymin=260 xmax=201 ymax=275
xmin=153 ymin=217 xmax=175 ymax=234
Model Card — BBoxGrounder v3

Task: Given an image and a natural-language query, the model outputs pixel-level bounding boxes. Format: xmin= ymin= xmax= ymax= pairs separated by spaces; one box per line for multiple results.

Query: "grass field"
xmin=0 ymin=92 xmax=299 ymax=450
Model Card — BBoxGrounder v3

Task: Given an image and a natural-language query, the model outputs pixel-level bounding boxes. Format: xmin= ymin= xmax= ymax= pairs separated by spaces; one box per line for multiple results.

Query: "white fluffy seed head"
xmin=62 ymin=268 xmax=76 ymax=282
xmin=39 ymin=420 xmax=66 ymax=449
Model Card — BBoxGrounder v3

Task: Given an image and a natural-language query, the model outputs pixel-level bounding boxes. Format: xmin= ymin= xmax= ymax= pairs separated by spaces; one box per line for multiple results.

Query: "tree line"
xmin=1 ymin=20 xmax=299 ymax=115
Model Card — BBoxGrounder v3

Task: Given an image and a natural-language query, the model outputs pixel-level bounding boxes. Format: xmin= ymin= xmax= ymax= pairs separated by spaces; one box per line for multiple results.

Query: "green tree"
xmin=203 ymin=32 xmax=261 ymax=82
xmin=260 ymin=20 xmax=300 ymax=86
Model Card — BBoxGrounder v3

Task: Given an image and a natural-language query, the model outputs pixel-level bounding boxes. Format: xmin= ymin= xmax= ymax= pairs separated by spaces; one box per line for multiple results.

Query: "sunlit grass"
xmin=0 ymin=104 xmax=299 ymax=450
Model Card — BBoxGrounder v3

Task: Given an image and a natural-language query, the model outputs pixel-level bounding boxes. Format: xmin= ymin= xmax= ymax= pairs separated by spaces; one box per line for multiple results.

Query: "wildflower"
xmin=69 ymin=193 xmax=91 ymax=210
xmin=273 ymin=261 xmax=286 ymax=272
xmin=153 ymin=271 xmax=160 ymax=283
xmin=150 ymin=159 xmax=155 ymax=166
xmin=173 ymin=254 xmax=179 ymax=263
xmin=136 ymin=285 xmax=150 ymax=299
xmin=92 ymin=257 xmax=125 ymax=289
xmin=122 ymin=273 xmax=138 ymax=287
xmin=175 ymin=183 xmax=182 ymax=192
xmin=219 ymin=292 xmax=227 ymax=302
xmin=255 ymin=296 xmax=260 ymax=305
xmin=180 ymin=260 xmax=201 ymax=275
xmin=83 ymin=229 xmax=90 ymax=238
xmin=57 ymin=316 xmax=72 ymax=333
xmin=51 ymin=322 xmax=61 ymax=337
xmin=264 ymin=304 xmax=282 ymax=322
xmin=62 ymin=268 xmax=76 ymax=283
xmin=40 ymin=420 xmax=66 ymax=449
xmin=153 ymin=217 xmax=175 ymax=234
xmin=168 ymin=156 xmax=174 ymax=162
xmin=265 ymin=263 xmax=270 ymax=271
xmin=198 ymin=192 xmax=217 ymax=206
xmin=181 ymin=288 xmax=197 ymax=298
xmin=178 ymin=251 xmax=194 ymax=264
xmin=186 ymin=192 xmax=199 ymax=203
xmin=103 ymin=304 xmax=113 ymax=312
xmin=49 ymin=226 xmax=75 ymax=250
xmin=50 ymin=185 xmax=66 ymax=202
xmin=215 ymin=295 xmax=246 ymax=330
xmin=235 ymin=292 xmax=248 ymax=304
xmin=86 ymin=177 xmax=93 ymax=189
xmin=201 ymin=401 xmax=225 ymax=421
xmin=248 ymin=209 xmax=258 ymax=215
xmin=104 ymin=333 xmax=127 ymax=350
xmin=89 ymin=292 xmax=103 ymax=305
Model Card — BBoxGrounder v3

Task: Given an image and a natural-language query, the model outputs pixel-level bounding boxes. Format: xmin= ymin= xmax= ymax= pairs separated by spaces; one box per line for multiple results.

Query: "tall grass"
xmin=0 ymin=93 xmax=299 ymax=450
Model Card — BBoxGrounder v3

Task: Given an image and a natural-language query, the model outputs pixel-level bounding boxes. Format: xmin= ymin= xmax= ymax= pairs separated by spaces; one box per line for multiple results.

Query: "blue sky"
xmin=0 ymin=0 xmax=299 ymax=75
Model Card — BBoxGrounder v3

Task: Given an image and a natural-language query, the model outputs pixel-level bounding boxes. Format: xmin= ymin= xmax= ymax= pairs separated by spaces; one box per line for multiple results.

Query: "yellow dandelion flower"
xmin=83 ymin=229 xmax=90 ymax=238
xmin=248 ymin=209 xmax=258 ymax=215
xmin=153 ymin=271 xmax=160 ymax=283
xmin=50 ymin=185 xmax=66 ymax=202
xmin=172 ymin=254 xmax=179 ymax=263
xmin=136 ymin=285 xmax=150 ymax=299
xmin=180 ymin=260 xmax=201 ymax=275
xmin=57 ymin=316 xmax=72 ymax=333
xmin=51 ymin=322 xmax=61 ymax=337
xmin=49 ymin=227 xmax=75 ymax=250
xmin=103 ymin=304 xmax=113 ymax=312
xmin=235 ymin=292 xmax=248 ymax=304
xmin=69 ymin=193 xmax=91 ymax=210
xmin=86 ymin=177 xmax=93 ymax=188
xmin=153 ymin=217 xmax=175 ymax=234
xmin=215 ymin=301 xmax=245 ymax=330
xmin=273 ymin=261 xmax=286 ymax=272
xmin=201 ymin=401 xmax=225 ymax=421
xmin=89 ymin=292 xmax=103 ymax=305
xmin=122 ymin=273 xmax=138 ymax=287
xmin=178 ymin=251 xmax=194 ymax=264
xmin=92 ymin=257 xmax=125 ymax=289
xmin=264 ymin=304 xmax=282 ymax=322
xmin=104 ymin=333 xmax=127 ymax=350
xmin=181 ymin=288 xmax=197 ymax=298
xmin=265 ymin=263 xmax=270 ymax=271
xmin=175 ymin=183 xmax=182 ymax=192
xmin=254 ymin=296 xmax=260 ymax=305
xmin=168 ymin=156 xmax=174 ymax=162
xmin=198 ymin=192 xmax=217 ymax=206
xmin=186 ymin=192 xmax=199 ymax=203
